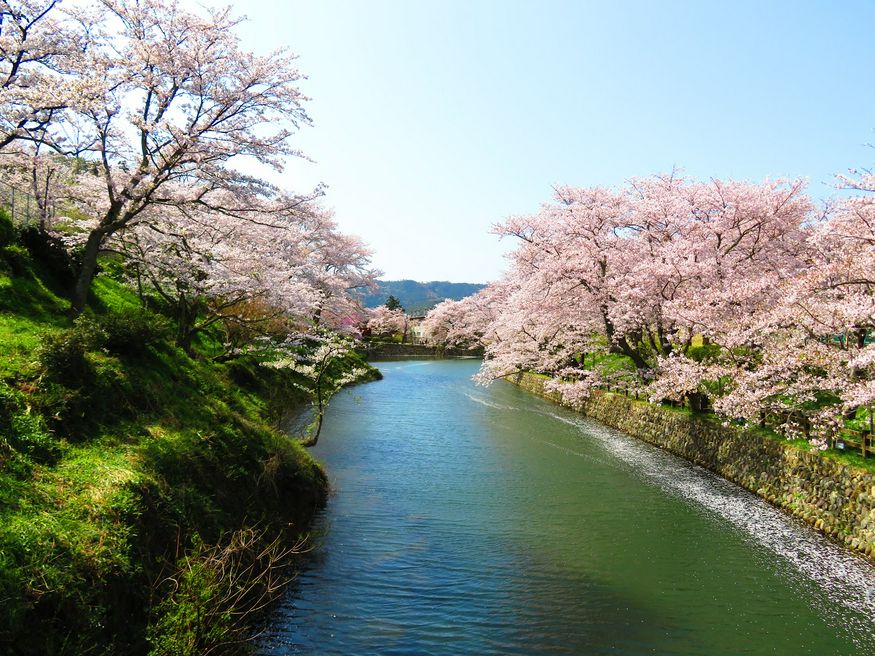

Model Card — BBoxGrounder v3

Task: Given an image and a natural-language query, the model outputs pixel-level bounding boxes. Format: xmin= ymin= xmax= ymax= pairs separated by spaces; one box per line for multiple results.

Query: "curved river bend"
xmin=260 ymin=360 xmax=875 ymax=655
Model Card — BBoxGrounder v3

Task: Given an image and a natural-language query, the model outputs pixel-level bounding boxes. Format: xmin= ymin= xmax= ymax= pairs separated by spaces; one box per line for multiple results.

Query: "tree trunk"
xmin=70 ymin=229 xmax=106 ymax=316
xmin=175 ymin=298 xmax=197 ymax=355
xmin=688 ymin=391 xmax=708 ymax=413
xmin=300 ymin=411 xmax=324 ymax=448
xmin=610 ymin=336 xmax=649 ymax=371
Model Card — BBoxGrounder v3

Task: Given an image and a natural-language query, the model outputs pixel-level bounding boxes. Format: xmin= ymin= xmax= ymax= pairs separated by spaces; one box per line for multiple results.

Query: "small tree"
xmin=262 ymin=333 xmax=367 ymax=447
xmin=385 ymin=295 xmax=402 ymax=311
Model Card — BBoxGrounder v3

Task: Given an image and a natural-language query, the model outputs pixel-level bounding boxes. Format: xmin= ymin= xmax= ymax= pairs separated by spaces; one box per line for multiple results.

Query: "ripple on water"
xmin=259 ymin=360 xmax=875 ymax=656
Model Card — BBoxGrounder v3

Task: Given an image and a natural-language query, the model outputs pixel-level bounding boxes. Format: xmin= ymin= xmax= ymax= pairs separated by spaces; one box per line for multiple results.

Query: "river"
xmin=259 ymin=359 xmax=875 ymax=655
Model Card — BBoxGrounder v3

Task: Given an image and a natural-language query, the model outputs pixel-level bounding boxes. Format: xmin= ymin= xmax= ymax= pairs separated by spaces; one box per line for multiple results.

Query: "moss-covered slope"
xmin=0 ymin=236 xmax=340 ymax=654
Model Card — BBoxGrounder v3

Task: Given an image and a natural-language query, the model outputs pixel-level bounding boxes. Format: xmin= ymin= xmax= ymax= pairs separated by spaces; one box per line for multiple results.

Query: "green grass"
xmin=0 ymin=239 xmax=362 ymax=654
xmin=0 ymin=248 xmax=69 ymax=377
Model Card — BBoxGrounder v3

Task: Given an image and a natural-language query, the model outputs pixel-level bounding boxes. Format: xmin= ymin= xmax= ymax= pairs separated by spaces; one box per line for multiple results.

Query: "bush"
xmin=0 ymin=207 xmax=15 ymax=247
xmin=687 ymin=342 xmax=721 ymax=363
xmin=34 ymin=314 xmax=166 ymax=437
xmin=36 ymin=319 xmax=104 ymax=387
xmin=98 ymin=308 xmax=170 ymax=356
xmin=148 ymin=528 xmax=302 ymax=656
xmin=18 ymin=226 xmax=78 ymax=290
xmin=0 ymin=244 xmax=29 ymax=276
xmin=0 ymin=383 xmax=60 ymax=464
xmin=6 ymin=412 xmax=60 ymax=464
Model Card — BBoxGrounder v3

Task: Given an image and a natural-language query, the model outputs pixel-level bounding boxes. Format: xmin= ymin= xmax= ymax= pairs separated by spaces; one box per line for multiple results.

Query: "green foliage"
xmin=147 ymin=527 xmax=303 ymax=656
xmin=0 ymin=207 xmax=15 ymax=248
xmin=845 ymin=406 xmax=874 ymax=433
xmin=18 ymin=226 xmax=83 ymax=295
xmin=37 ymin=319 xmax=100 ymax=387
xmin=99 ymin=308 xmax=171 ymax=355
xmin=32 ymin=309 xmax=170 ymax=437
xmin=385 ymin=294 xmax=402 ymax=311
xmin=0 ymin=382 xmax=59 ymax=466
xmin=0 ymin=248 xmax=348 ymax=654
xmin=148 ymin=537 xmax=227 ymax=656
xmin=0 ymin=244 xmax=29 ymax=276
xmin=89 ymin=266 xmax=143 ymax=312
xmin=686 ymin=342 xmax=721 ymax=363
xmin=0 ymin=248 xmax=69 ymax=328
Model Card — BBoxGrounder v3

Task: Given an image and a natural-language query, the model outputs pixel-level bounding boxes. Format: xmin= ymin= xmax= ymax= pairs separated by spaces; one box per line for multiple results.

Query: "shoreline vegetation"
xmin=0 ymin=2 xmax=386 ymax=652
xmin=421 ymin=174 xmax=875 ymax=463
xmin=0 ymin=227 xmax=378 ymax=655
xmin=360 ymin=341 xmax=484 ymax=360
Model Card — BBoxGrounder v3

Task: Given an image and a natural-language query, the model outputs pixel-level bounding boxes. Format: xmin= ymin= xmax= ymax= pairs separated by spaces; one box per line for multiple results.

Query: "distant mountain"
xmin=362 ymin=280 xmax=485 ymax=315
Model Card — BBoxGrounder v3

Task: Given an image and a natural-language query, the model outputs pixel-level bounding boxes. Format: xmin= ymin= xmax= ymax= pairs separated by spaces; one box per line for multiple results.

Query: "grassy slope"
xmin=0 ymin=245 xmax=339 ymax=654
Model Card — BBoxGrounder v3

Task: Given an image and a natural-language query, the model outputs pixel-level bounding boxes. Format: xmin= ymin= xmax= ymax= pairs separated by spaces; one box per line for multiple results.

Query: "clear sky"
xmin=196 ymin=0 xmax=875 ymax=283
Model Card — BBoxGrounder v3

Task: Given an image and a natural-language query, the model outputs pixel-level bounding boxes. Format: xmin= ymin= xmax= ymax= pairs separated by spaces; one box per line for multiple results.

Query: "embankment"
xmin=0 ymin=235 xmax=375 ymax=655
xmin=361 ymin=342 xmax=483 ymax=360
xmin=509 ymin=372 xmax=875 ymax=562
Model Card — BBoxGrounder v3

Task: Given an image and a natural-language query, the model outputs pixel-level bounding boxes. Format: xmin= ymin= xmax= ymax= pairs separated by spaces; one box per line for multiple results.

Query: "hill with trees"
xmin=362 ymin=280 xmax=485 ymax=314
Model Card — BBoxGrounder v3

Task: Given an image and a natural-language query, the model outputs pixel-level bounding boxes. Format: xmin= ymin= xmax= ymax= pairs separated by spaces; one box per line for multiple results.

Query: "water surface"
xmin=260 ymin=359 xmax=875 ymax=655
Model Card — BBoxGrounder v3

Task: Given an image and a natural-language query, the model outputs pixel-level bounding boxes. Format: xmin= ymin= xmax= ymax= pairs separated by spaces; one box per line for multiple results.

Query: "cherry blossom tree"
xmin=35 ymin=0 xmax=316 ymax=314
xmin=0 ymin=0 xmax=381 ymax=374
xmin=466 ymin=174 xmax=822 ymax=419
xmin=110 ymin=194 xmax=377 ymax=353
xmin=421 ymin=288 xmax=499 ymax=349
xmin=261 ymin=332 xmax=368 ymax=447
xmin=691 ymin=171 xmax=875 ymax=443
xmin=365 ymin=304 xmax=408 ymax=340
xmin=0 ymin=1 xmax=97 ymax=150
xmin=293 ymin=207 xmax=377 ymax=329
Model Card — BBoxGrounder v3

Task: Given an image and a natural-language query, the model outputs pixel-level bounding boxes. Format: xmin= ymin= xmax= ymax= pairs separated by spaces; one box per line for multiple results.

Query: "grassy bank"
xmin=0 ymin=227 xmax=374 ymax=654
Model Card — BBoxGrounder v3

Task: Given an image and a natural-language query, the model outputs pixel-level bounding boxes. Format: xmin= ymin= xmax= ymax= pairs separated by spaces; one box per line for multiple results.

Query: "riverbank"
xmin=0 ymin=237 xmax=374 ymax=654
xmin=509 ymin=372 xmax=875 ymax=562
xmin=360 ymin=341 xmax=483 ymax=360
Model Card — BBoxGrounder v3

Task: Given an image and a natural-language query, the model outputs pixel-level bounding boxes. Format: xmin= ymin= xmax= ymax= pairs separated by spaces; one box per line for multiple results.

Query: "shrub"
xmin=687 ymin=342 xmax=721 ymax=363
xmin=0 ymin=383 xmax=15 ymax=424
xmin=36 ymin=319 xmax=105 ymax=387
xmin=98 ymin=308 xmax=170 ymax=356
xmin=38 ymin=330 xmax=89 ymax=384
xmin=0 ymin=244 xmax=29 ymax=276
xmin=147 ymin=528 xmax=303 ymax=656
xmin=0 ymin=207 xmax=15 ymax=247
xmin=6 ymin=412 xmax=60 ymax=464
xmin=0 ymin=383 xmax=60 ymax=464
xmin=35 ymin=314 xmax=165 ymax=437
xmin=18 ymin=226 xmax=78 ymax=290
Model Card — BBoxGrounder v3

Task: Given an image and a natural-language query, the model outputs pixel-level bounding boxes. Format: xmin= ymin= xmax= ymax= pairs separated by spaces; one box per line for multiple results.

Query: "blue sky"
xmin=212 ymin=0 xmax=875 ymax=283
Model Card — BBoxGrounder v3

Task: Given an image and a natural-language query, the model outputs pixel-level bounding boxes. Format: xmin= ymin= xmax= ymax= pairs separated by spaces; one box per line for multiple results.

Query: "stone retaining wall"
xmin=362 ymin=342 xmax=483 ymax=360
xmin=510 ymin=372 xmax=875 ymax=562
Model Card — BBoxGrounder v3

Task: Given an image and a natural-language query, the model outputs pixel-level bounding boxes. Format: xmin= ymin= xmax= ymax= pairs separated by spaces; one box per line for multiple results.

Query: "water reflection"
xmin=259 ymin=360 xmax=875 ymax=655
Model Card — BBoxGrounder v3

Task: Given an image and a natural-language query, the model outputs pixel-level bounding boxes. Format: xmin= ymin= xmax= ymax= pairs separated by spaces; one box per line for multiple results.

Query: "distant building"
xmin=407 ymin=316 xmax=426 ymax=344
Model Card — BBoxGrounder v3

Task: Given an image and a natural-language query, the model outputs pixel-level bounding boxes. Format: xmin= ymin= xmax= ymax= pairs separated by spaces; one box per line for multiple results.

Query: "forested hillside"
xmin=362 ymin=280 xmax=485 ymax=314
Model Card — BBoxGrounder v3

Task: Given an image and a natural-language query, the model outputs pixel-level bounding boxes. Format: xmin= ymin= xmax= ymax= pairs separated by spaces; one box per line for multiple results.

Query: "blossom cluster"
xmin=425 ymin=172 xmax=875 ymax=444
xmin=0 ymin=0 xmax=379 ymax=352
